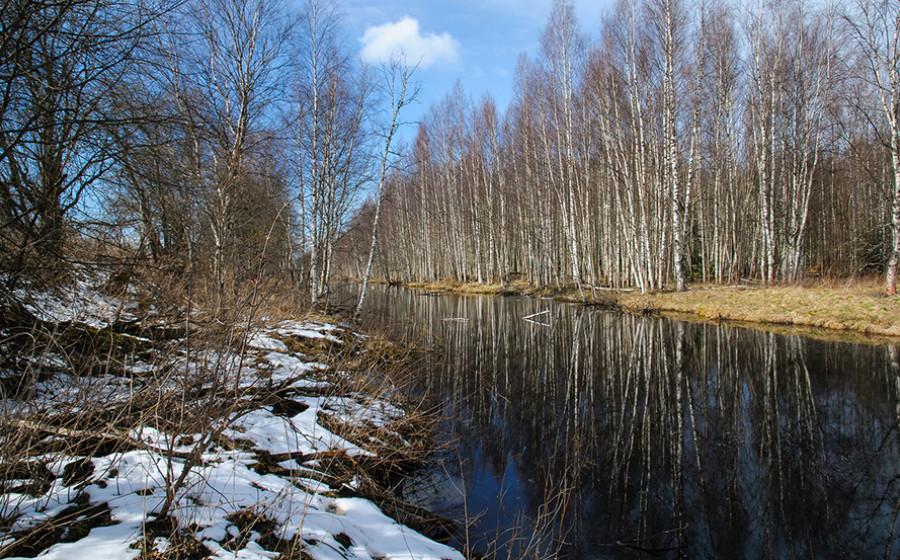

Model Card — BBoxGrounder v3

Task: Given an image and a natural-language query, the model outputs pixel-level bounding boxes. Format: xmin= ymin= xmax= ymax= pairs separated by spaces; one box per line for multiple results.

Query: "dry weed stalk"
xmin=0 ymin=267 xmax=462 ymax=558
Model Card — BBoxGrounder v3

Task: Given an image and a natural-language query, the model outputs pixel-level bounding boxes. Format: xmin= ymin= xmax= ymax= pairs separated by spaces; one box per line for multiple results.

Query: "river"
xmin=338 ymin=284 xmax=900 ymax=559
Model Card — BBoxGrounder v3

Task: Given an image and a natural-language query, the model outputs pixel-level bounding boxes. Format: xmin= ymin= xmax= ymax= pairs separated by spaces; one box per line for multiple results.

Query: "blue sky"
xmin=342 ymin=0 xmax=617 ymax=124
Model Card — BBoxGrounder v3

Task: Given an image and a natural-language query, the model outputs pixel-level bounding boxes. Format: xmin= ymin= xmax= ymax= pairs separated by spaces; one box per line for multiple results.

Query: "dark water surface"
xmin=341 ymin=285 xmax=900 ymax=559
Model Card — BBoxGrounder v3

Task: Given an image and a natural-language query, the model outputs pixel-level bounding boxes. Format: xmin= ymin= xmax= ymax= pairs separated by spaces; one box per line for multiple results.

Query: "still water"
xmin=343 ymin=285 xmax=900 ymax=559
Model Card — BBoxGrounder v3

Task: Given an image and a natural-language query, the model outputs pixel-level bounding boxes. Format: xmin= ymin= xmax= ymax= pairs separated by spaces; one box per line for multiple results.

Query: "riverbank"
xmin=403 ymin=279 xmax=900 ymax=342
xmin=0 ymin=277 xmax=462 ymax=560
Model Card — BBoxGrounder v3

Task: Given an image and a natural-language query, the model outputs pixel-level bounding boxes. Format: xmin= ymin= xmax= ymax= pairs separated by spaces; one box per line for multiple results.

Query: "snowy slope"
xmin=0 ymin=285 xmax=462 ymax=560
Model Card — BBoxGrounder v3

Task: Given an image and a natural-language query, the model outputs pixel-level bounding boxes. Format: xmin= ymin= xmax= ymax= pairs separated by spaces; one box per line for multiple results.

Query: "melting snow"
xmin=1 ymin=294 xmax=462 ymax=560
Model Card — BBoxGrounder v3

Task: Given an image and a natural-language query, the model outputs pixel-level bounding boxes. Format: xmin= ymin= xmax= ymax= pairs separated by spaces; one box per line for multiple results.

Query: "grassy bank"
xmin=614 ymin=284 xmax=900 ymax=341
xmin=402 ymin=278 xmax=900 ymax=342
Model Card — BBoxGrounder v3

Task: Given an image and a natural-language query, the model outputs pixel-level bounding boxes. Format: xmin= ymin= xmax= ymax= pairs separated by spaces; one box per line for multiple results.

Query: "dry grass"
xmin=406 ymin=279 xmax=534 ymax=296
xmin=0 ymin=262 xmax=458 ymax=558
xmin=404 ymin=277 xmax=900 ymax=342
xmin=613 ymin=281 xmax=900 ymax=341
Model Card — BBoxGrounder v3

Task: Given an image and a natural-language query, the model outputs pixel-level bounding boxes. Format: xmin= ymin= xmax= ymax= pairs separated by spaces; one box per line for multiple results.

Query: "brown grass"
xmin=613 ymin=282 xmax=900 ymax=341
xmin=403 ymin=278 xmax=900 ymax=342
xmin=406 ymin=279 xmax=536 ymax=296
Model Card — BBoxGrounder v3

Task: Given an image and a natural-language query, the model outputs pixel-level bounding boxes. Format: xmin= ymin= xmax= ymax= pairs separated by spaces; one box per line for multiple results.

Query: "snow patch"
xmin=0 ymin=297 xmax=462 ymax=560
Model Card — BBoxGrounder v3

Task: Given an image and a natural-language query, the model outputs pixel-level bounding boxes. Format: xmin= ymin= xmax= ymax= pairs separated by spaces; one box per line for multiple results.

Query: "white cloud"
xmin=359 ymin=16 xmax=460 ymax=69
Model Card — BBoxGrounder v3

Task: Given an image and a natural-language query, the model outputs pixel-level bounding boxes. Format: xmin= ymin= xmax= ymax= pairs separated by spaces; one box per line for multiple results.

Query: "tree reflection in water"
xmin=353 ymin=286 xmax=900 ymax=559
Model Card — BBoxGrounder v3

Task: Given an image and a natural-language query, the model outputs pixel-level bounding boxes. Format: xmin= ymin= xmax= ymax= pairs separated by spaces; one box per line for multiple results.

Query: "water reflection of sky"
xmin=349 ymin=284 xmax=900 ymax=560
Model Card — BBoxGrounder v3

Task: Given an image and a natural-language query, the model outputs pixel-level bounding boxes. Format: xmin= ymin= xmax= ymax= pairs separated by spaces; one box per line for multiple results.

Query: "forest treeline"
xmin=5 ymin=0 xmax=900 ymax=311
xmin=337 ymin=0 xmax=900 ymax=296
xmin=0 ymin=0 xmax=410 ymax=311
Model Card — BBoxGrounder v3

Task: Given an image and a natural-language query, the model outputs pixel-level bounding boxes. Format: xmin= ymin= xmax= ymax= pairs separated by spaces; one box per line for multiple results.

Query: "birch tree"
xmin=780 ymin=3 xmax=835 ymax=281
xmin=356 ymin=57 xmax=416 ymax=315
xmin=746 ymin=0 xmax=786 ymax=284
xmin=539 ymin=0 xmax=587 ymax=298
xmin=652 ymin=0 xmax=689 ymax=291
xmin=845 ymin=0 xmax=900 ymax=294
xmin=157 ymin=0 xmax=294 ymax=311
xmin=296 ymin=0 xmax=369 ymax=303
xmin=703 ymin=5 xmax=742 ymax=283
